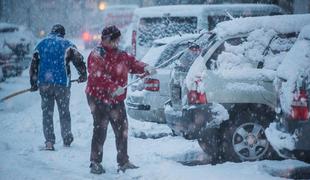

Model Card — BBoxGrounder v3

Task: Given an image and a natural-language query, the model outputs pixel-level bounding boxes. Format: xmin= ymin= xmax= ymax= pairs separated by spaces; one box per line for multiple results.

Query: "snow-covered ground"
xmin=0 ymin=39 xmax=308 ymax=180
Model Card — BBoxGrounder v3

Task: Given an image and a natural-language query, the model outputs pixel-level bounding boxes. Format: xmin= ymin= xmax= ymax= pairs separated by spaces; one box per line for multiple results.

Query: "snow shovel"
xmin=0 ymin=79 xmax=80 ymax=103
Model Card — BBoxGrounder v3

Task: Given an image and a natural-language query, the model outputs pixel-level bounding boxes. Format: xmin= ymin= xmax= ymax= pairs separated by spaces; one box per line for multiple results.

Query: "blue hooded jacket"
xmin=35 ymin=33 xmax=75 ymax=86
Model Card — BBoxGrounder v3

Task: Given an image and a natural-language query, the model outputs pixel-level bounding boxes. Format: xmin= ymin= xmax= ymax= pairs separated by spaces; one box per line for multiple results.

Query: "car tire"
xmin=220 ymin=109 xmax=279 ymax=162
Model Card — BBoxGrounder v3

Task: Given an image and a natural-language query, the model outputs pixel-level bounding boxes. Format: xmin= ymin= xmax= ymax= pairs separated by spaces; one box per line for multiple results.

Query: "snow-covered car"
xmin=165 ymin=14 xmax=310 ymax=164
xmin=126 ymin=33 xmax=210 ymax=123
xmin=0 ymin=22 xmax=35 ymax=77
xmin=131 ymin=4 xmax=283 ymax=59
xmin=266 ymin=25 xmax=310 ymax=163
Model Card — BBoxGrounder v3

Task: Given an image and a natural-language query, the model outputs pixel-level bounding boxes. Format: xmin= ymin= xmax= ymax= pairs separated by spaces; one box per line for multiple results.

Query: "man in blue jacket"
xmin=29 ymin=24 xmax=87 ymax=150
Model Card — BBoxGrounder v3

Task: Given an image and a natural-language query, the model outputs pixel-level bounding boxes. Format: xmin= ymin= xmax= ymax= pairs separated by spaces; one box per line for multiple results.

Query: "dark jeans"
xmin=87 ymin=94 xmax=129 ymax=166
xmin=39 ymin=85 xmax=73 ymax=145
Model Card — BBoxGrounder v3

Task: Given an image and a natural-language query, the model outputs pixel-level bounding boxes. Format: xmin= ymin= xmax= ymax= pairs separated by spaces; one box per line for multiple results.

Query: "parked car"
xmin=0 ymin=22 xmax=35 ymax=78
xmin=165 ymin=14 xmax=310 ymax=164
xmin=131 ymin=4 xmax=283 ymax=59
xmin=265 ymin=24 xmax=310 ymax=163
xmin=126 ymin=32 xmax=210 ymax=123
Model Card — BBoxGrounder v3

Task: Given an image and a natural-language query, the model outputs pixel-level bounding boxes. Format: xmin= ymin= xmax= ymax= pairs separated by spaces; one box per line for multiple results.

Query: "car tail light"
xmin=188 ymin=90 xmax=207 ymax=105
xmin=132 ymin=30 xmax=136 ymax=56
xmin=82 ymin=32 xmax=91 ymax=41
xmin=187 ymin=77 xmax=207 ymax=105
xmin=144 ymin=78 xmax=159 ymax=91
xmin=291 ymin=89 xmax=309 ymax=121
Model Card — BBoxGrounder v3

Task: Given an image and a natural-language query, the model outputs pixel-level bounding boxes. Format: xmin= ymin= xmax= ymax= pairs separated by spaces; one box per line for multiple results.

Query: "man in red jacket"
xmin=85 ymin=25 xmax=156 ymax=174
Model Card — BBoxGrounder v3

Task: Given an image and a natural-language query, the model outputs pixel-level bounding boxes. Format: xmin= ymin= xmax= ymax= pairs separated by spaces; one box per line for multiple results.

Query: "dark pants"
xmin=87 ymin=95 xmax=129 ymax=166
xmin=39 ymin=85 xmax=73 ymax=145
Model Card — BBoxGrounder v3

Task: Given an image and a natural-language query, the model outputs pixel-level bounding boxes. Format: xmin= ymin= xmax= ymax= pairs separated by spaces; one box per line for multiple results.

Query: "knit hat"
xmin=101 ymin=25 xmax=121 ymax=41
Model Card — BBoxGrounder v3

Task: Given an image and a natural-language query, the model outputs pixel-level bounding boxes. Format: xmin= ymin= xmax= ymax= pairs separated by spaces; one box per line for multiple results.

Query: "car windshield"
xmin=155 ymin=40 xmax=189 ymax=68
xmin=173 ymin=32 xmax=215 ymax=72
xmin=138 ymin=16 xmax=198 ymax=48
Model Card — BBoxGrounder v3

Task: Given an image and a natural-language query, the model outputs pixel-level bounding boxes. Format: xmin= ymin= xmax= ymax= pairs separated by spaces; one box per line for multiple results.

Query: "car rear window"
xmin=206 ymin=31 xmax=298 ymax=71
xmin=138 ymin=16 xmax=198 ymax=48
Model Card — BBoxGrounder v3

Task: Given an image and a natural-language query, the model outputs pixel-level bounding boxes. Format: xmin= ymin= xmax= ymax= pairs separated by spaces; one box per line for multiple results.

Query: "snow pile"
xmin=276 ymin=24 xmax=310 ymax=113
xmin=206 ymin=103 xmax=229 ymax=128
xmin=265 ymin=122 xmax=296 ymax=151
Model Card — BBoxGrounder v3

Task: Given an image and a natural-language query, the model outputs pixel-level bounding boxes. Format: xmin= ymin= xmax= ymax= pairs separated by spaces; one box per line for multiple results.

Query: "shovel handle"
xmin=0 ymin=88 xmax=31 ymax=102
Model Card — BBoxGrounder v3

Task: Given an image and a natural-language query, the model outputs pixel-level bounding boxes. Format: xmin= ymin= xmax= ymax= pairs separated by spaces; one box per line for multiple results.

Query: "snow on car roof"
xmin=214 ymin=14 xmax=310 ymax=38
xmin=153 ymin=33 xmax=200 ymax=45
xmin=276 ymin=24 xmax=310 ymax=113
xmin=134 ymin=4 xmax=282 ymax=17
xmin=134 ymin=5 xmax=207 ymax=17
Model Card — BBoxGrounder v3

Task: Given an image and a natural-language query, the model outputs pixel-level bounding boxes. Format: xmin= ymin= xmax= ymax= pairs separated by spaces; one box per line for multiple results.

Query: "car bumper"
xmin=164 ymin=103 xmax=213 ymax=140
xmin=285 ymin=118 xmax=310 ymax=150
xmin=267 ymin=119 xmax=310 ymax=158
xmin=126 ymin=100 xmax=166 ymax=123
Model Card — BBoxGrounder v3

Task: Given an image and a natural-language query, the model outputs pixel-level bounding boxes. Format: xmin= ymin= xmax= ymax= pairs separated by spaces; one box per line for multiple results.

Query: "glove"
xmin=112 ymin=86 xmax=125 ymax=97
xmin=30 ymin=85 xmax=38 ymax=92
xmin=78 ymin=75 xmax=87 ymax=83
xmin=144 ymin=65 xmax=157 ymax=75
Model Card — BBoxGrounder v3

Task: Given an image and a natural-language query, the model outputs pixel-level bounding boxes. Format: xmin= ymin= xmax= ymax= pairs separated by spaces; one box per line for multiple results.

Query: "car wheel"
xmin=221 ymin=111 xmax=277 ymax=162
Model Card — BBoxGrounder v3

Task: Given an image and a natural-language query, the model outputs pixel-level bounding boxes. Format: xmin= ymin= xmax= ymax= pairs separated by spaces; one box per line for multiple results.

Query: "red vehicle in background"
xmin=82 ymin=5 xmax=137 ymax=50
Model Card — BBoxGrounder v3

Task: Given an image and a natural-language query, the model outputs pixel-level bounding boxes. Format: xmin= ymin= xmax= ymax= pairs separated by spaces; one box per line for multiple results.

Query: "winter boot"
xmin=63 ymin=134 xmax=74 ymax=147
xmin=41 ymin=142 xmax=55 ymax=151
xmin=90 ymin=162 xmax=105 ymax=174
xmin=117 ymin=162 xmax=139 ymax=173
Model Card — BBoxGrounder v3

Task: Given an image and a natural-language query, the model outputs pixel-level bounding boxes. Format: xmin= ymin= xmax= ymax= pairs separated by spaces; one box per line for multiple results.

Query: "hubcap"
xmin=232 ymin=122 xmax=269 ymax=161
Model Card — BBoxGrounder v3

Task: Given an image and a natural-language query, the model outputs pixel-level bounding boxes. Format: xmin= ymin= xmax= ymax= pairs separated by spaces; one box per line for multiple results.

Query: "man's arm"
xmin=29 ymin=51 xmax=39 ymax=91
xmin=66 ymin=47 xmax=87 ymax=82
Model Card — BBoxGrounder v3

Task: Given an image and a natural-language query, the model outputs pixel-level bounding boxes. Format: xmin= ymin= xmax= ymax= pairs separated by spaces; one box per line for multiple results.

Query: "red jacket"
xmin=85 ymin=44 xmax=146 ymax=104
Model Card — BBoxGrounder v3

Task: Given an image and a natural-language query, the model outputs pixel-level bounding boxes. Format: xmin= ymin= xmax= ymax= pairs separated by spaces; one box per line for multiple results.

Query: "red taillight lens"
xmin=132 ymin=30 xmax=136 ymax=56
xmin=82 ymin=32 xmax=91 ymax=41
xmin=144 ymin=78 xmax=159 ymax=91
xmin=291 ymin=89 xmax=309 ymax=121
xmin=187 ymin=90 xmax=207 ymax=105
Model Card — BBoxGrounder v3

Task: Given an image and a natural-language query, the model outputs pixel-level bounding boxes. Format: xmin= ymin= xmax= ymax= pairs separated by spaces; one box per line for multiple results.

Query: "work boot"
xmin=117 ymin=162 xmax=139 ymax=173
xmin=90 ymin=162 xmax=105 ymax=174
xmin=63 ymin=135 xmax=74 ymax=147
xmin=42 ymin=142 xmax=55 ymax=151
